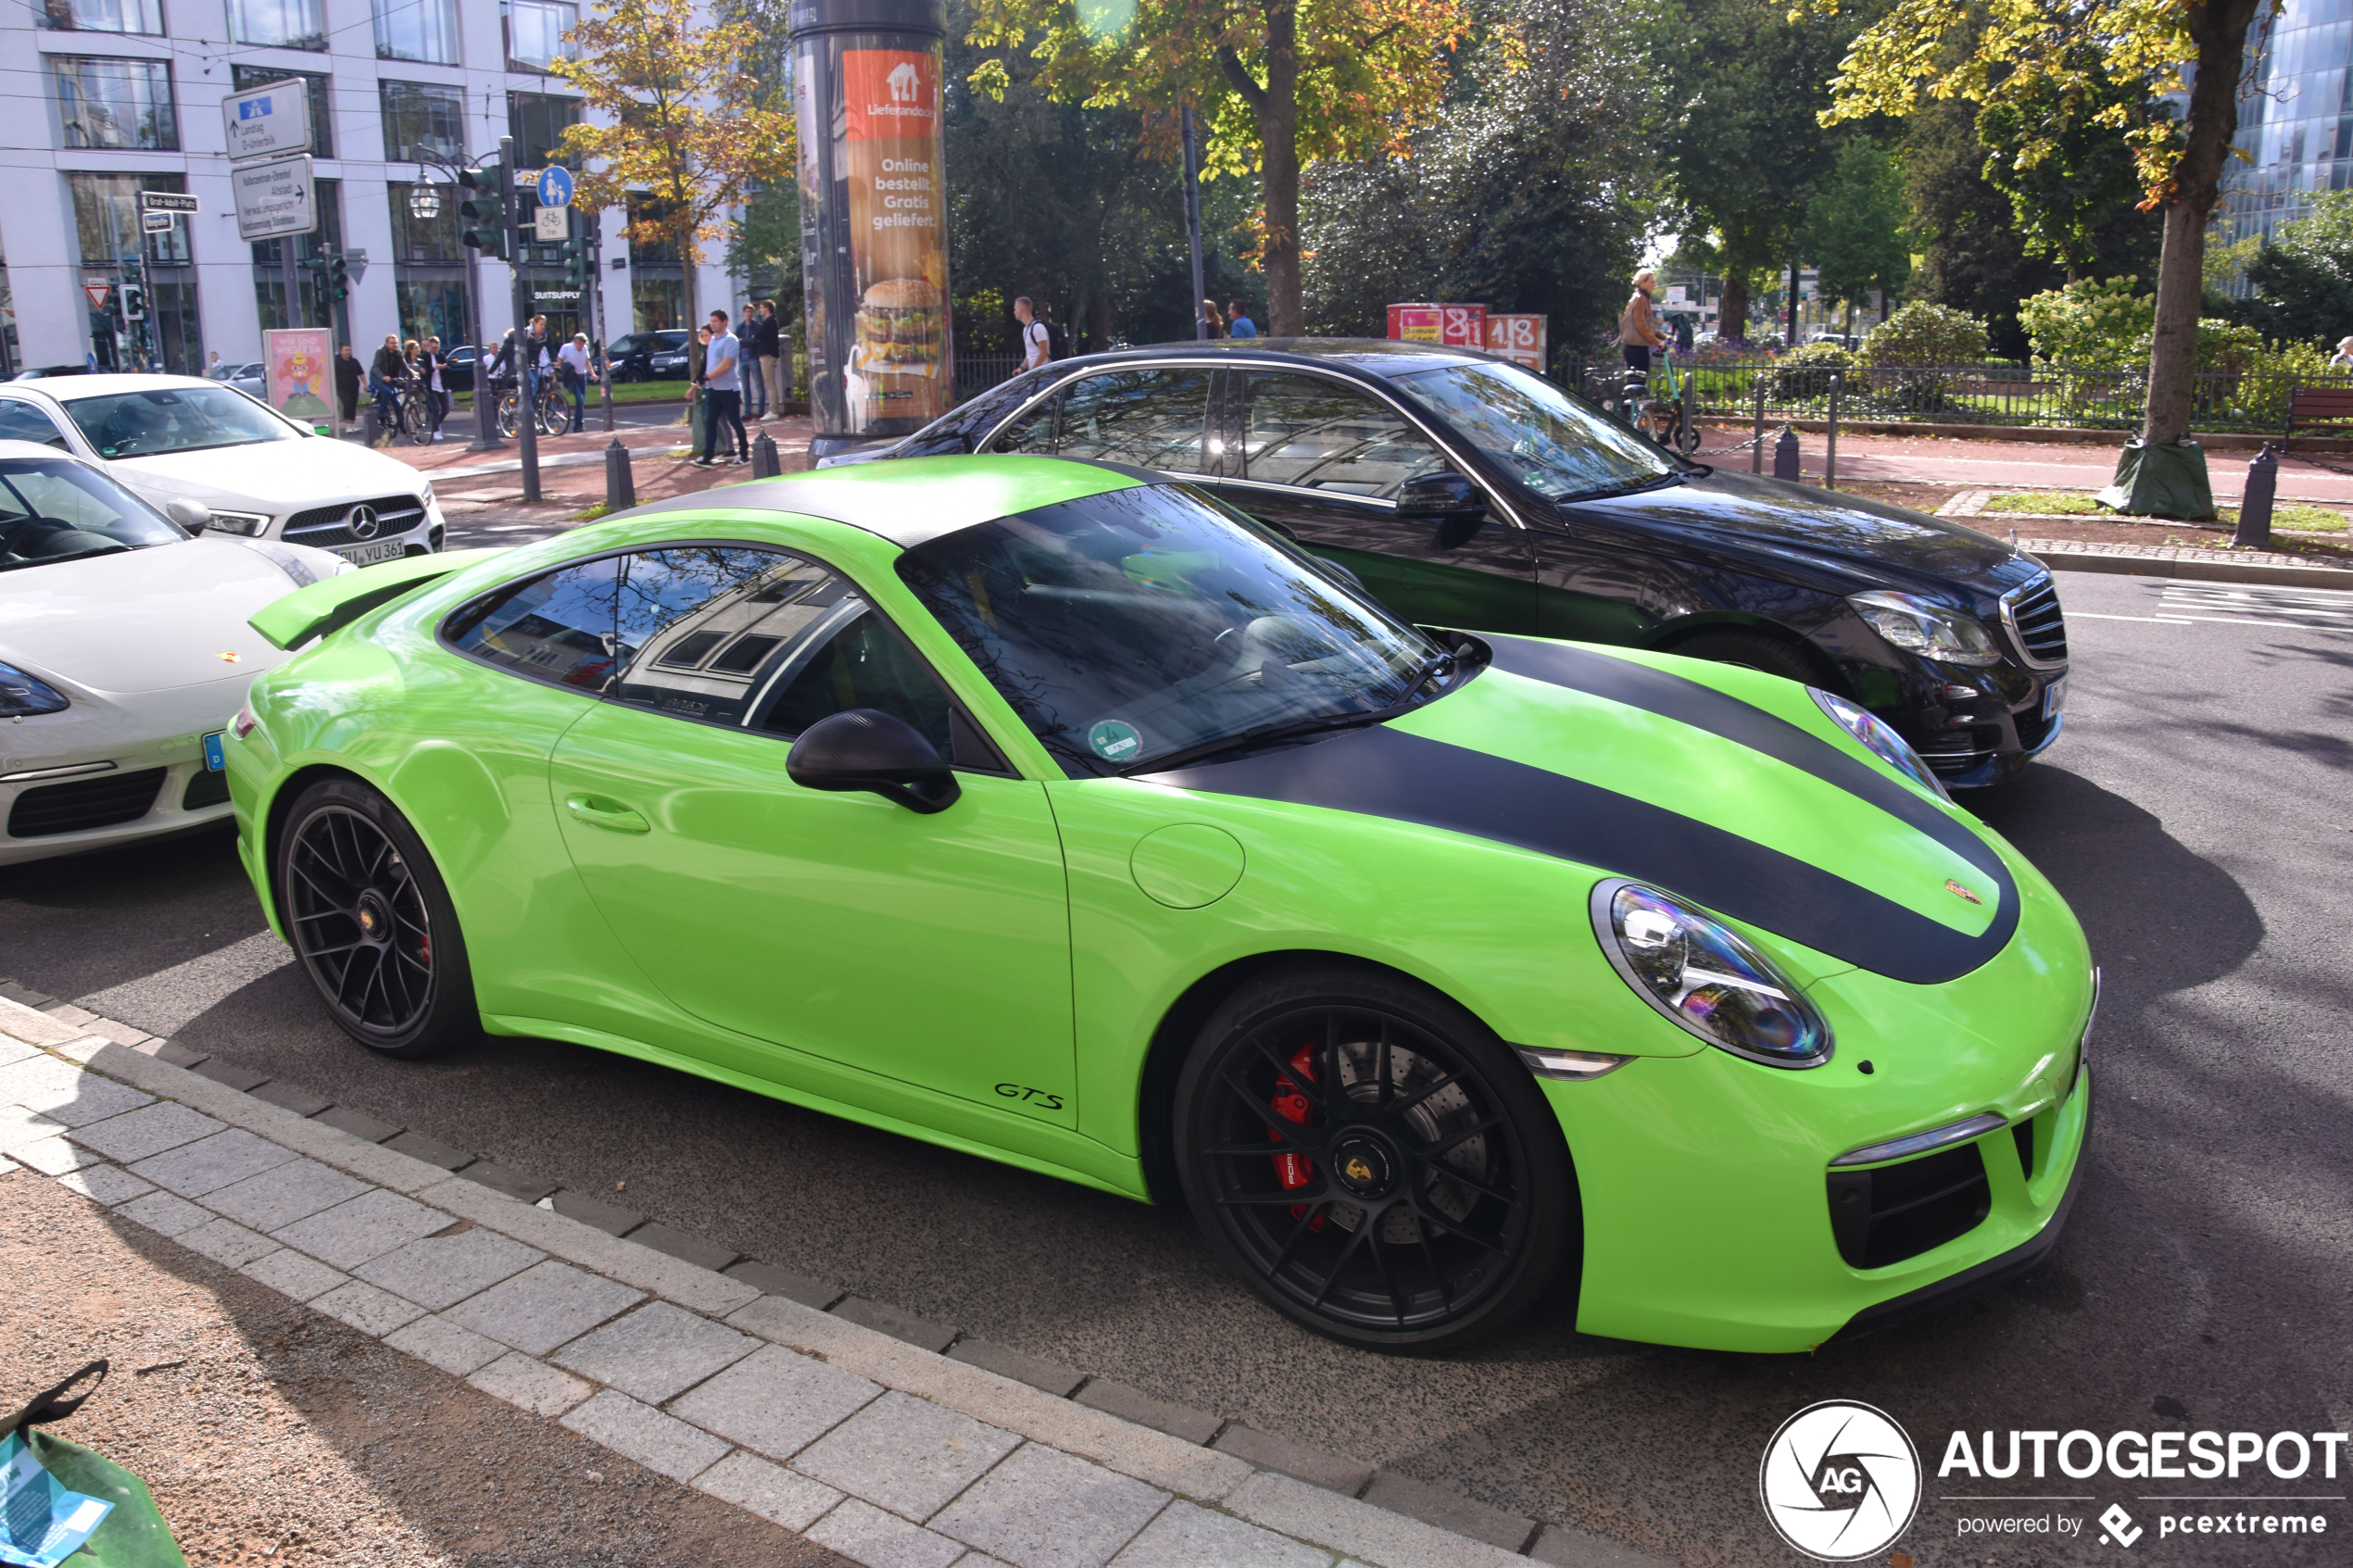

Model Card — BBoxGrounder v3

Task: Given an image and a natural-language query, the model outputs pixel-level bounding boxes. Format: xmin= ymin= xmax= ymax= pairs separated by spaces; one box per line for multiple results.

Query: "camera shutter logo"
xmin=1758 ymin=1400 xmax=1921 ymax=1562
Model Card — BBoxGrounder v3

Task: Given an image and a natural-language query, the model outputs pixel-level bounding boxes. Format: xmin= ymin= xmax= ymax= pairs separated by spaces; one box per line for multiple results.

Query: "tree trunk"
xmin=1245 ymin=0 xmax=1302 ymax=335
xmin=1719 ymin=272 xmax=1749 ymax=345
xmin=2143 ymin=0 xmax=2261 ymax=445
xmin=1088 ymin=289 xmax=1113 ymax=352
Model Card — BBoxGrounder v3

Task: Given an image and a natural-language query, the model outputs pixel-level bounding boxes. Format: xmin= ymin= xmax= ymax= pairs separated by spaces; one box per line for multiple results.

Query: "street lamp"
xmin=408 ymin=180 xmax=444 ymax=223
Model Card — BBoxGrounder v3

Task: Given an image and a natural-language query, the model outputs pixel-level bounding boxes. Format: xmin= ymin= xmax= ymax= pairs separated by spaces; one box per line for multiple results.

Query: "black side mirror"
xmin=1396 ymin=471 xmax=1486 ymax=548
xmin=786 ymin=709 xmax=962 ymax=813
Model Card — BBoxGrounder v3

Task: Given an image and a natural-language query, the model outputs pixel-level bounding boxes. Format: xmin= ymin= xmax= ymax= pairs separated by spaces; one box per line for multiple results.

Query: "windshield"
xmin=0 ymin=458 xmax=183 ymax=571
xmin=898 ymin=483 xmax=1441 ymax=776
xmin=59 ymin=385 xmax=300 ymax=459
xmin=1390 ymin=359 xmax=1675 ymax=499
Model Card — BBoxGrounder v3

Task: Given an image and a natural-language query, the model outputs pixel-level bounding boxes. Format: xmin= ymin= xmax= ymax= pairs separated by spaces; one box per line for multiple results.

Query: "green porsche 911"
xmin=226 ymin=456 xmax=2095 ymax=1353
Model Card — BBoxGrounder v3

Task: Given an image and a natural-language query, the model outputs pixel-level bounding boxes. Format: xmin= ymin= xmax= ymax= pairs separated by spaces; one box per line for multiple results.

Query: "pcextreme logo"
xmin=1759 ymin=1400 xmax=1924 ymax=1562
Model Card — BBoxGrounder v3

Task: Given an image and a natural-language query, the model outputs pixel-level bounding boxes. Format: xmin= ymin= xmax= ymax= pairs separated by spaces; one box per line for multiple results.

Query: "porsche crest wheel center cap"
xmin=355 ymin=889 xmax=392 ymax=942
xmin=1328 ymin=1131 xmax=1398 ymax=1200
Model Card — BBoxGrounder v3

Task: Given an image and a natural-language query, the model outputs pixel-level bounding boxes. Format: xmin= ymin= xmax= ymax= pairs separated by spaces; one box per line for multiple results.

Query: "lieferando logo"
xmin=1758 ymin=1400 xmax=1923 ymax=1562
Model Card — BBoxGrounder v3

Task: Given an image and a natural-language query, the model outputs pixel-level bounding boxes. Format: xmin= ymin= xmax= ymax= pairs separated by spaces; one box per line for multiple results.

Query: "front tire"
xmin=1173 ymin=963 xmax=1576 ymax=1350
xmin=277 ymin=778 xmax=476 ymax=1059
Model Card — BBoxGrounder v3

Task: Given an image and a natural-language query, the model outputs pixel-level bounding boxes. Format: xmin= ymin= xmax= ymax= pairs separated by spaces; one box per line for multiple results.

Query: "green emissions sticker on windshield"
xmin=1088 ymin=720 xmax=1142 ymax=763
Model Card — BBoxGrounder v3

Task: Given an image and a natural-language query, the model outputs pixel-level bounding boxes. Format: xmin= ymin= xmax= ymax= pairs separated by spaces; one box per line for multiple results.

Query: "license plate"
xmin=333 ymin=539 xmax=407 ymax=566
xmin=202 ymin=731 xmax=225 ymax=771
xmin=2043 ymin=676 xmax=2067 ymax=718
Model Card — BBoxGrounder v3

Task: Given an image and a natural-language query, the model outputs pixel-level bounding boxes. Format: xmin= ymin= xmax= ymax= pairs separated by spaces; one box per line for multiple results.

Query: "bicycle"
xmin=1638 ymin=346 xmax=1702 ymax=458
xmin=394 ymin=375 xmax=435 ymax=446
xmin=492 ymin=373 xmax=566 ymax=439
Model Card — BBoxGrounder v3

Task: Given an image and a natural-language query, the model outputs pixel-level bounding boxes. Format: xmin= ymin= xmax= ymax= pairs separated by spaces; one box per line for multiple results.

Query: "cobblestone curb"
xmin=0 ymin=994 xmax=1672 ymax=1568
xmin=1924 ymin=489 xmax=2353 ymax=587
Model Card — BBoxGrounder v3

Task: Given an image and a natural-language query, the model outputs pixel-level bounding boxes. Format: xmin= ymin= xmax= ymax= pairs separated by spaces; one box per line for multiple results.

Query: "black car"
xmin=832 ymin=339 xmax=2067 ymax=788
xmin=610 ymin=330 xmax=691 ymax=382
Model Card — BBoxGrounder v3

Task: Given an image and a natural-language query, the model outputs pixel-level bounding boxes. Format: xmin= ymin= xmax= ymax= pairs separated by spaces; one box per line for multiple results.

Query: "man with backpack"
xmin=1014 ymin=296 xmax=1065 ymax=370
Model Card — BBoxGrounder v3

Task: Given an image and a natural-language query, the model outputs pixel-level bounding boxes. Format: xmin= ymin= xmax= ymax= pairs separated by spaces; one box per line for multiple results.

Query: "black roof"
xmin=1040 ymin=336 xmax=1505 ymax=381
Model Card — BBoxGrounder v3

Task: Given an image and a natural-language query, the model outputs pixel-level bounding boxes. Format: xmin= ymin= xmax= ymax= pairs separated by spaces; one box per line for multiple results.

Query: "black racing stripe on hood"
xmin=1152 ymin=726 xmax=2013 ymax=985
xmin=1484 ymin=634 xmax=2012 ymax=887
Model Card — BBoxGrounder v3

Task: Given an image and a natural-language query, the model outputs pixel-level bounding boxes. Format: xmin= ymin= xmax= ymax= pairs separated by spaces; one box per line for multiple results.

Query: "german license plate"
xmin=202 ymin=731 xmax=225 ymax=771
xmin=2043 ymin=676 xmax=2066 ymax=719
xmin=333 ymin=538 xmax=406 ymax=566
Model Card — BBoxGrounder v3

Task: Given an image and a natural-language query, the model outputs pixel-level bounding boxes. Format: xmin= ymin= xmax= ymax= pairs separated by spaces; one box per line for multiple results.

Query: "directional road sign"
xmin=222 ymin=79 xmax=312 ymax=161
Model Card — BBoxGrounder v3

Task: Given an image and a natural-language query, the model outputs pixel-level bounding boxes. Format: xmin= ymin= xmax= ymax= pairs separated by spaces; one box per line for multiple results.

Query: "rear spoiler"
xmin=249 ymin=547 xmax=508 ymax=651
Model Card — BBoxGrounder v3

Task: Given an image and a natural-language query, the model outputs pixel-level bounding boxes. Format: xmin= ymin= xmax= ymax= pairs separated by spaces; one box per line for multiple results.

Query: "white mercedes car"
xmin=0 ymin=441 xmax=349 ymax=866
xmin=0 ymin=374 xmax=446 ymax=568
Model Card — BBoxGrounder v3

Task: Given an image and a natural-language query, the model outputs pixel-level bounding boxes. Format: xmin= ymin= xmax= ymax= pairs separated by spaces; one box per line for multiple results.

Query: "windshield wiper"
xmin=1560 ymin=470 xmax=1685 ymax=505
xmin=1121 ymin=707 xmax=1394 ymax=777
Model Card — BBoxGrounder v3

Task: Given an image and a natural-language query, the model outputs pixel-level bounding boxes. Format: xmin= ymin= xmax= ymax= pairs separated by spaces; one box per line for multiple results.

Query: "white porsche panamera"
xmin=0 ymin=440 xmax=349 ymax=866
xmin=0 ymin=375 xmax=447 ymax=567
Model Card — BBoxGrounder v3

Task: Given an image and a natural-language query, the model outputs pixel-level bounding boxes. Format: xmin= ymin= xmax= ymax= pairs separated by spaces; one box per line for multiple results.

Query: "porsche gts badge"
xmin=217 ymin=650 xmax=242 ymax=664
xmin=1945 ymin=880 xmax=1982 ymax=906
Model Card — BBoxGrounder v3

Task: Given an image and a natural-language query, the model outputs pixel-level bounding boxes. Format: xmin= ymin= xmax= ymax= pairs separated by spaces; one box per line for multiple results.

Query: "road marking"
xmin=75 ymin=931 xmax=293 ymax=1037
xmin=2073 ymin=612 xmax=2194 ymax=623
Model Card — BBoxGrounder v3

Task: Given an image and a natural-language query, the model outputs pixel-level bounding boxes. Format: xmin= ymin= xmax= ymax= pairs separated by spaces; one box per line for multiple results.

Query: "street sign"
xmin=233 ymin=154 xmax=318 ymax=241
xmin=138 ymin=191 xmax=198 ymax=213
xmin=535 ymin=204 xmax=570 ymax=242
xmin=536 ymin=166 xmax=573 ymax=208
xmin=82 ymin=283 xmax=110 ymax=310
xmin=141 ymin=210 xmax=175 ymax=234
xmin=222 ymin=79 xmax=312 ymax=162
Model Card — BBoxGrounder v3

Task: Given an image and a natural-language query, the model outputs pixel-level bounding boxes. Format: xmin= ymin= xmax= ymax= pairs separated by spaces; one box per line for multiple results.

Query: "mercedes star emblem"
xmin=347 ymin=504 xmax=380 ymax=541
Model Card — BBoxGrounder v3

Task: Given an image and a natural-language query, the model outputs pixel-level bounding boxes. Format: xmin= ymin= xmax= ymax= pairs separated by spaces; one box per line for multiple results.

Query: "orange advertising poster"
xmin=265 ymin=327 xmax=333 ymax=433
xmin=1387 ymin=304 xmax=1443 ymax=343
xmin=840 ymin=47 xmax=949 ymax=431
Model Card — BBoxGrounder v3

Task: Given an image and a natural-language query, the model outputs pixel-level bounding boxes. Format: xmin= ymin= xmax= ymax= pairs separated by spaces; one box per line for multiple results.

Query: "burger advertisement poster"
xmin=838 ymin=45 xmax=950 ymax=433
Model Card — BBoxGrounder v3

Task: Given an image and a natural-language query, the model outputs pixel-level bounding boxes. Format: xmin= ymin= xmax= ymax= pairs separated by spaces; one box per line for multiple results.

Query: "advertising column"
xmin=789 ymin=0 xmax=951 ymax=458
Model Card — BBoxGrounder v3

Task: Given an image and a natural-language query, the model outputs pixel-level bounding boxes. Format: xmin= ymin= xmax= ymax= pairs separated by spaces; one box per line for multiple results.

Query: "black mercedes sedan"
xmin=824 ymin=339 xmax=2067 ymax=788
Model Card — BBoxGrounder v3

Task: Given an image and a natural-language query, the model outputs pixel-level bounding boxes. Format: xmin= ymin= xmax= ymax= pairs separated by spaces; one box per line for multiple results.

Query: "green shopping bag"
xmin=2 ymin=1363 xmax=186 ymax=1568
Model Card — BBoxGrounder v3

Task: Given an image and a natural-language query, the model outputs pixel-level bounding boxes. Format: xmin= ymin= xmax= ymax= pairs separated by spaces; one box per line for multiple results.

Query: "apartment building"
xmin=0 ymin=0 xmax=737 ymax=374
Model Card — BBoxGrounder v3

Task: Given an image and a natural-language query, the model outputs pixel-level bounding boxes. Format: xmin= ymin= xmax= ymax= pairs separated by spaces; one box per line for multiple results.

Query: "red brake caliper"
xmin=1268 ymin=1044 xmax=1323 ymax=1225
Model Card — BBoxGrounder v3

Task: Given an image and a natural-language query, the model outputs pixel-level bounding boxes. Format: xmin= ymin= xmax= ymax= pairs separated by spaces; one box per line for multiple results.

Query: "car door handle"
xmin=565 ymin=794 xmax=649 ymax=834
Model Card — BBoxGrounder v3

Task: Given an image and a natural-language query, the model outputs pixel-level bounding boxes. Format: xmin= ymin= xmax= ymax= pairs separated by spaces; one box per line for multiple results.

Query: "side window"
xmin=988 ymin=390 xmax=1057 ymax=456
xmin=753 ymin=609 xmax=955 ymax=760
xmin=443 ymin=555 xmax=625 ymax=690
xmin=1241 ymin=373 xmax=1445 ymax=497
xmin=0 ymin=401 xmax=68 ymax=450
xmin=609 ymin=547 xmax=846 ymax=726
xmin=1043 ymin=369 xmax=1212 ymax=472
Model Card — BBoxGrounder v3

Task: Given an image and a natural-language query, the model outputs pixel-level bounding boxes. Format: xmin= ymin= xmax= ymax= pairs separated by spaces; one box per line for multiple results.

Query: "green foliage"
xmin=2019 ymin=277 xmax=2153 ymax=368
xmin=1858 ymin=301 xmax=1990 ymax=367
xmin=1766 ymin=339 xmax=1854 ymax=399
xmin=1801 ymin=139 xmax=1911 ymax=312
xmin=2229 ymin=192 xmax=2353 ymax=344
xmin=1970 ymin=54 xmax=2169 ymax=276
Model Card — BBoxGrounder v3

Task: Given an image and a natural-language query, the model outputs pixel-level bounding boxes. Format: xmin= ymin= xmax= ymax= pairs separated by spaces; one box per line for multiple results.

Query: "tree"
xmin=1813 ymin=0 xmax=2274 ymax=456
xmin=551 ymin=0 xmax=795 ymax=336
xmin=1973 ymin=64 xmax=2163 ymax=282
xmin=1800 ymin=137 xmax=1911 ymax=332
xmin=963 ymin=0 xmax=1481 ymax=334
xmin=2229 ymin=190 xmax=2353 ymax=343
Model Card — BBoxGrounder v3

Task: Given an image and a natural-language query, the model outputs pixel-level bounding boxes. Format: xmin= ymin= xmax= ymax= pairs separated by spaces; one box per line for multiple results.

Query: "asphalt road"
xmin=6 ymin=571 xmax=2349 ymax=1566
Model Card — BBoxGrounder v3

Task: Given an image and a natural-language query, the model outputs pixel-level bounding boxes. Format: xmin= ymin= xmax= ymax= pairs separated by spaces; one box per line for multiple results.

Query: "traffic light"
xmin=458 ymin=166 xmax=507 ymax=259
xmin=325 ymin=252 xmax=350 ymax=302
xmin=120 ymin=282 xmax=146 ymax=321
xmin=560 ymin=228 xmax=591 ymax=291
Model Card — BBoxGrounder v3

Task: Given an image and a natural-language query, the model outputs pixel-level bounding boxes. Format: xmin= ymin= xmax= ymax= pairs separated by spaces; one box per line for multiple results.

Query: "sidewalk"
xmin=0 ymin=994 xmax=1662 ymax=1568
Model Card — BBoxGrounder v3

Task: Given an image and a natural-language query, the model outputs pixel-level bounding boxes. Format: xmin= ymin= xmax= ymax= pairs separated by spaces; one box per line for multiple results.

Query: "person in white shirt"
xmin=1015 ymin=295 xmax=1051 ymax=370
xmin=557 ymin=332 xmax=596 ymax=433
xmin=696 ymin=309 xmax=747 ymax=465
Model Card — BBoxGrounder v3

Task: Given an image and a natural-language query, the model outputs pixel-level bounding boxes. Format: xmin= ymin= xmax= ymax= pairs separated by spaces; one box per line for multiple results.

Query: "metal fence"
xmin=1562 ymin=358 xmax=2326 ymax=436
xmin=954 ymin=352 xmax=1026 ymax=402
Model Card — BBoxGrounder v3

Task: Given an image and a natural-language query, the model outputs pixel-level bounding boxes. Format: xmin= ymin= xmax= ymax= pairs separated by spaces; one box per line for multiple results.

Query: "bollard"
xmin=2235 ymin=443 xmax=2277 ymax=548
xmin=1825 ymin=372 xmax=1841 ymax=491
xmin=1773 ymin=424 xmax=1801 ymax=482
xmin=604 ymin=439 xmax=635 ymax=514
xmin=361 ymin=406 xmax=382 ymax=447
xmin=1680 ymin=362 xmax=1695 ymax=458
xmin=751 ymin=428 xmax=781 ymax=479
xmin=1752 ymin=378 xmax=1768 ymax=474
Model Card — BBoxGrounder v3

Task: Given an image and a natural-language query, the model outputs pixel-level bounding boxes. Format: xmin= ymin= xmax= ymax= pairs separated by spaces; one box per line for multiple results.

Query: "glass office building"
xmin=2220 ymin=0 xmax=2353 ymax=243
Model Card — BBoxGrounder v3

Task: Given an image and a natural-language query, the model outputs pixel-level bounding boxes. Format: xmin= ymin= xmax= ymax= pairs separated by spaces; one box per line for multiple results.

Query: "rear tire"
xmin=1667 ymin=627 xmax=1819 ymax=684
xmin=1173 ymin=962 xmax=1576 ymax=1351
xmin=277 ymin=777 xmax=477 ymax=1059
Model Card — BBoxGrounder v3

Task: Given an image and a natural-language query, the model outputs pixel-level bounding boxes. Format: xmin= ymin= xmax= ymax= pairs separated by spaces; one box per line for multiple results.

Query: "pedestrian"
xmin=754 ymin=299 xmax=785 ymax=418
xmin=333 ymin=343 xmax=362 ymax=427
xmin=1201 ymin=299 xmax=1226 ymax=339
xmin=206 ymin=350 xmax=222 ymax=375
xmin=557 ymin=332 xmax=595 ymax=433
xmin=1227 ymin=300 xmax=1257 ymax=339
xmin=1014 ymin=296 xmax=1051 ymax=371
xmin=523 ymin=314 xmax=552 ymax=407
xmin=737 ymin=304 xmax=767 ymax=420
xmin=1618 ymin=270 xmax=1666 ymax=376
xmin=2332 ymin=335 xmax=2353 ymax=371
xmin=421 ymin=335 xmax=448 ymax=440
xmin=695 ymin=308 xmax=747 ymax=466
xmin=369 ymin=333 xmax=406 ymax=440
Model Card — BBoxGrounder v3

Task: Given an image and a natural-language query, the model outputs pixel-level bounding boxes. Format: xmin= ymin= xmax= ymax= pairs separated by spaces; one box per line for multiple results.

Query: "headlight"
xmin=1810 ymin=686 xmax=1951 ymax=802
xmin=1847 ymin=590 xmax=2001 ymax=666
xmin=1590 ymin=880 xmax=1831 ymax=1068
xmin=0 ymin=660 xmax=69 ymax=717
xmin=207 ymin=509 xmax=271 ymax=537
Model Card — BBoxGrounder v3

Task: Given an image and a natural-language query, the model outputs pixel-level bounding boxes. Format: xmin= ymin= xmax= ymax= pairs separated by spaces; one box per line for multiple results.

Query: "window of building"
xmin=388 ymin=183 xmax=462 ymax=263
xmin=36 ymin=0 xmax=163 ymax=35
xmin=381 ymin=80 xmax=465 ymax=162
xmin=69 ymin=173 xmax=201 ymax=375
xmin=251 ymin=179 xmax=342 ymax=334
xmin=57 ymin=57 xmax=176 ymax=151
xmin=508 ymin=91 xmax=582 ymax=168
xmin=373 ymin=0 xmax=459 ymax=63
xmin=228 ymin=0 xmax=323 ymax=48
xmin=504 ymin=0 xmax=577 ymax=72
xmin=230 ymin=66 xmax=331 ymax=157
xmin=396 ymin=280 xmax=468 ymax=350
xmin=632 ymin=277 xmax=685 ymax=332
xmin=624 ymin=194 xmax=681 ymax=264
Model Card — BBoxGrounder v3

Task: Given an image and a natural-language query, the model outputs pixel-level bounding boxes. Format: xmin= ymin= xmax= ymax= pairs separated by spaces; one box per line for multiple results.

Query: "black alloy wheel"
xmin=1175 ymin=964 xmax=1575 ymax=1350
xmin=278 ymin=778 xmax=476 ymax=1058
